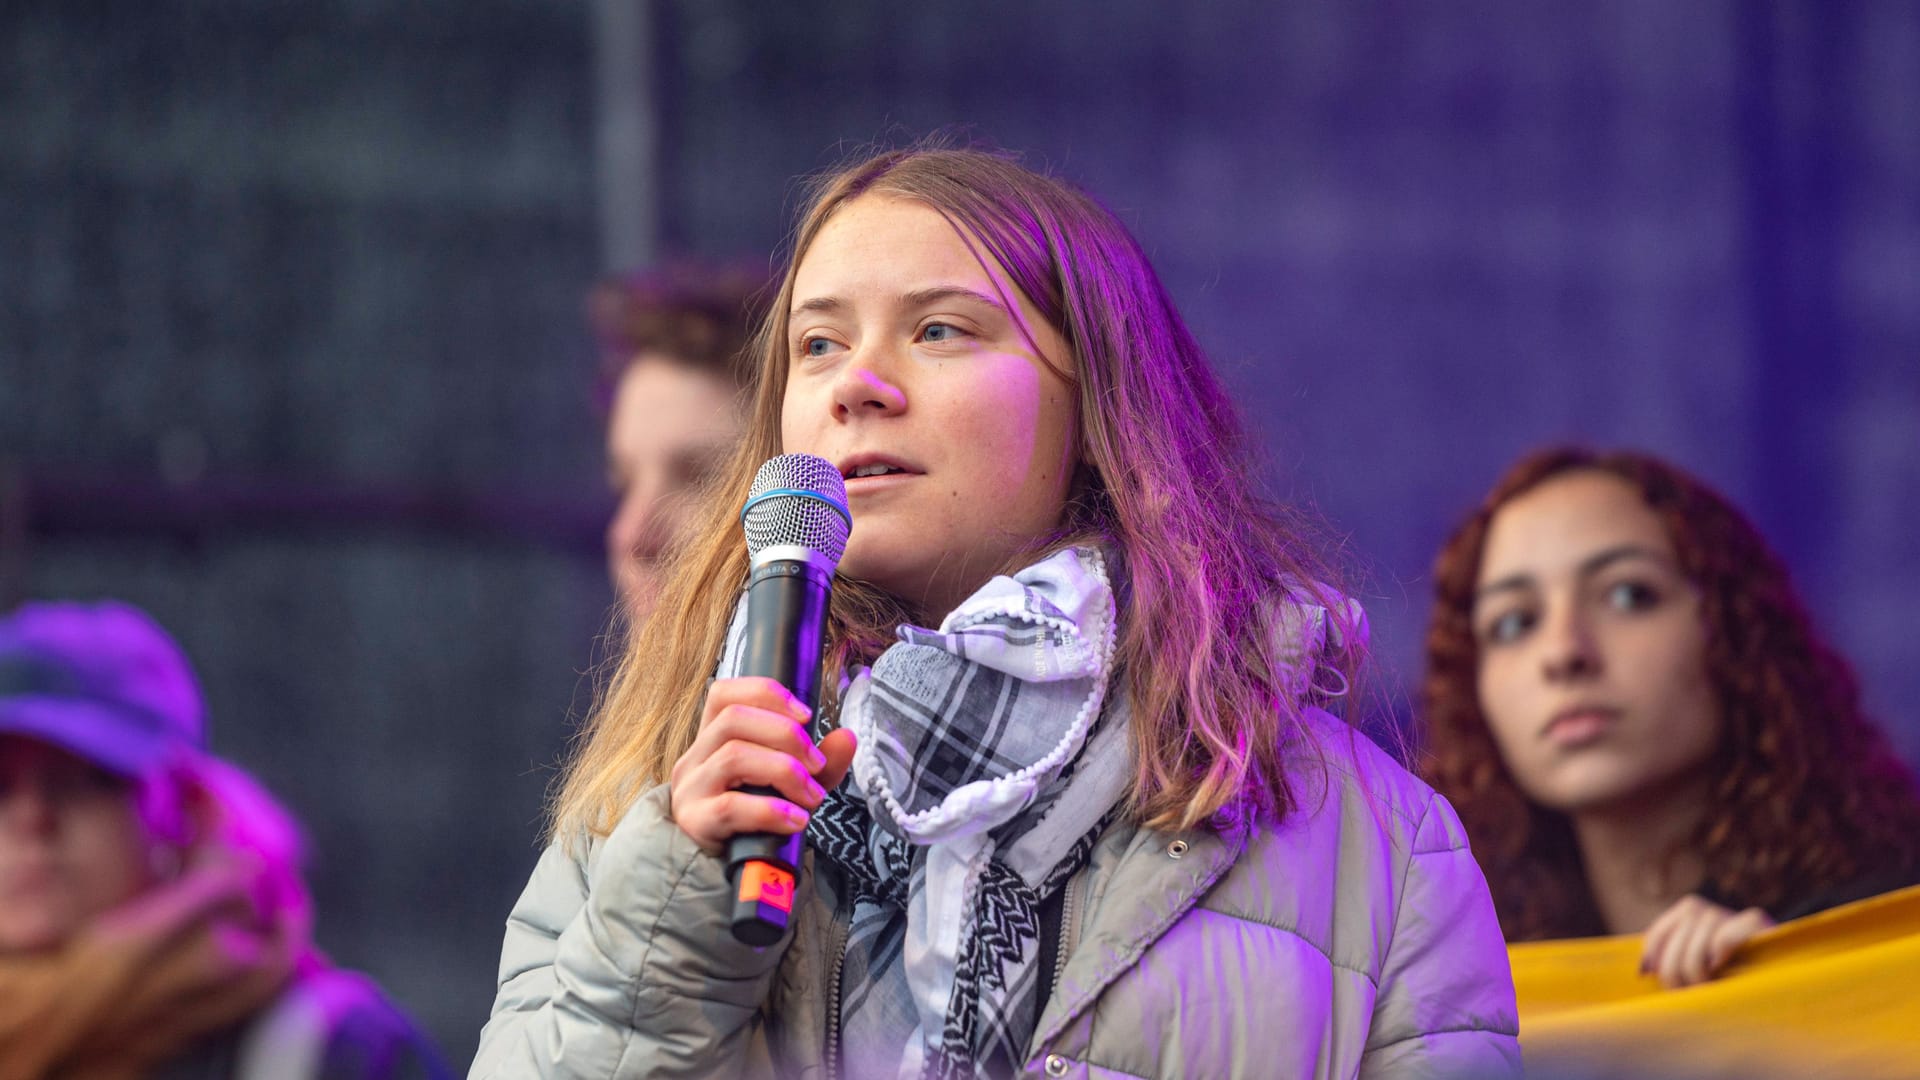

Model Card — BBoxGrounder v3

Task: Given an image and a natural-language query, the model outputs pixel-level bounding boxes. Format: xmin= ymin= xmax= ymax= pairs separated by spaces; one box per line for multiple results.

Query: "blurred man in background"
xmin=590 ymin=264 xmax=766 ymax=621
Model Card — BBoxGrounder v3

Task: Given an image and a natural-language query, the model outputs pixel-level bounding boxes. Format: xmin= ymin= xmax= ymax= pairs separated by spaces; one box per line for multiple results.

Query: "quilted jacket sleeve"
xmin=1358 ymin=789 xmax=1522 ymax=1078
xmin=468 ymin=785 xmax=786 ymax=1079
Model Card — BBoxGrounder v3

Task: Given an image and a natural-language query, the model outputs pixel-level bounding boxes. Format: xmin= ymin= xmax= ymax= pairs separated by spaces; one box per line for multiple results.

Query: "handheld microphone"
xmin=727 ymin=452 xmax=850 ymax=946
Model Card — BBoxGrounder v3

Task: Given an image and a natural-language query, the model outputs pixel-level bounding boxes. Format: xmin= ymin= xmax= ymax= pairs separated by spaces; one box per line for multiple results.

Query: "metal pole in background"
xmin=0 ymin=461 xmax=27 ymax=608
xmin=592 ymin=0 xmax=660 ymax=272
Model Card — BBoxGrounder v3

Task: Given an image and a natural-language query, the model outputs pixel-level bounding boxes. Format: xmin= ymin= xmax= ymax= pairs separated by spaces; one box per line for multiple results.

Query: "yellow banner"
xmin=1509 ymin=884 xmax=1920 ymax=1077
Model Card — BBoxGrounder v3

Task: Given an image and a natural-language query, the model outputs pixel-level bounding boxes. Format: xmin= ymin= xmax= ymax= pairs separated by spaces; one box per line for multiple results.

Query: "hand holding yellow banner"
xmin=1510 ymin=884 xmax=1920 ymax=1078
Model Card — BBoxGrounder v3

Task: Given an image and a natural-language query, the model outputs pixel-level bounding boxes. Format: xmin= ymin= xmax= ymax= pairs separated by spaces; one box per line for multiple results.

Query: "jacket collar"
xmin=772 ymin=819 xmax=1251 ymax=1072
xmin=1030 ymin=815 xmax=1252 ymax=1049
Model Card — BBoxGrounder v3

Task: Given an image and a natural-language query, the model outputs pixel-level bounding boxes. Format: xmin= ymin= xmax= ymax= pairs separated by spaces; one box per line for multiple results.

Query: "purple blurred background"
xmin=4 ymin=0 xmax=1916 ymax=1063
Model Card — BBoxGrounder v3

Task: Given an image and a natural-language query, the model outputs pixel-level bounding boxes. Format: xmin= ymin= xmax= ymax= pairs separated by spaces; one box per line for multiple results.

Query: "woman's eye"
xmin=1481 ymin=609 xmax=1534 ymax=645
xmin=802 ymin=336 xmax=836 ymax=357
xmin=74 ymin=765 xmax=127 ymax=798
xmin=2 ymin=765 xmax=127 ymax=804
xmin=1604 ymin=580 xmax=1660 ymax=611
xmin=675 ymin=448 xmax=726 ymax=489
xmin=919 ymin=322 xmax=964 ymax=343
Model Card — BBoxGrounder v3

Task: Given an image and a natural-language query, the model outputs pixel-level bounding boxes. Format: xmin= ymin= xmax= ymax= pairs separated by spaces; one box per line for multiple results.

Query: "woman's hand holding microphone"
xmin=668 ymin=676 xmax=858 ymax=854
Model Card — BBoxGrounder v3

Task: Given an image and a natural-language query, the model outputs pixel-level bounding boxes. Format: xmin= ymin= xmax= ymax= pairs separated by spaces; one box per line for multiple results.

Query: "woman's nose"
xmin=829 ymin=346 xmax=907 ymax=420
xmin=0 ymin=777 xmax=59 ymax=836
xmin=1540 ymin=606 xmax=1602 ymax=683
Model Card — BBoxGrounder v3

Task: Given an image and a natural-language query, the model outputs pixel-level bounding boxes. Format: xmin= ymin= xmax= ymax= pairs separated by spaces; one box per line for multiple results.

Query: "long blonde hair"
xmin=553 ymin=143 xmax=1362 ymax=842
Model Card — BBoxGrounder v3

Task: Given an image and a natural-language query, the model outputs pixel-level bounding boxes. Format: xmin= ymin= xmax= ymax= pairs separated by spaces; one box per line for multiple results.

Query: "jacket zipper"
xmin=822 ymin=898 xmax=852 ymax=1080
xmin=1051 ymin=870 xmax=1086 ymax=1002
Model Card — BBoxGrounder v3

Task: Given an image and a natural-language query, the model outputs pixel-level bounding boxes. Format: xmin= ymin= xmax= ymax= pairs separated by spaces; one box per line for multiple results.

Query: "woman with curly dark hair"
xmin=1419 ymin=446 xmax=1920 ymax=987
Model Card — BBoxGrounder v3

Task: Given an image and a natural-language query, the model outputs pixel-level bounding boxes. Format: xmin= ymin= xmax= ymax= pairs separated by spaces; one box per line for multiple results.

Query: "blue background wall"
xmin=4 ymin=0 xmax=1915 ymax=1063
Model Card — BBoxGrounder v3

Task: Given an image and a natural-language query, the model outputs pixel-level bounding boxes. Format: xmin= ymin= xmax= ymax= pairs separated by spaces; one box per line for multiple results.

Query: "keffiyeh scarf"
xmin=717 ymin=546 xmax=1131 ymax=1078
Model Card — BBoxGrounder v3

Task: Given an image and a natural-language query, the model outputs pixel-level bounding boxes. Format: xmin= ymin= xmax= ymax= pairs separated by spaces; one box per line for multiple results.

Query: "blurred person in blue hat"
xmin=0 ymin=600 xmax=450 ymax=1079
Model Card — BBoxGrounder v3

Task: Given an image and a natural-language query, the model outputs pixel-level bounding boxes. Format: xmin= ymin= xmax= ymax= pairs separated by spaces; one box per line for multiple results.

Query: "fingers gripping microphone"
xmin=728 ymin=453 xmax=850 ymax=946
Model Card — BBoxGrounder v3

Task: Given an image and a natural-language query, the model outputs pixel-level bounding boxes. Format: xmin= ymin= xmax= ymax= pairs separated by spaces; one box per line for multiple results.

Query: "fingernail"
xmin=785 ymin=804 xmax=810 ymax=828
xmin=806 ymin=777 xmax=825 ymax=804
xmin=805 ymin=744 xmax=827 ymax=771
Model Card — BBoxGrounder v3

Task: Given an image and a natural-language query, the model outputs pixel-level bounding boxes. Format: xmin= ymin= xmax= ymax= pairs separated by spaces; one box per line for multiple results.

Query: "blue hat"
xmin=0 ymin=600 xmax=206 ymax=778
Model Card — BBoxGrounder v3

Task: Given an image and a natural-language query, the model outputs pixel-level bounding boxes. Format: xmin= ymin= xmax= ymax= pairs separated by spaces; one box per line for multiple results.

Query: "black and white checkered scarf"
xmin=720 ymin=546 xmax=1129 ymax=1078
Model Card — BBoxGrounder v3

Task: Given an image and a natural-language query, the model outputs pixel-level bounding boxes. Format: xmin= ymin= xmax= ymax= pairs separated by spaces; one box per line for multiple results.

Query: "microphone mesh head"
xmin=743 ymin=453 xmax=850 ymax=565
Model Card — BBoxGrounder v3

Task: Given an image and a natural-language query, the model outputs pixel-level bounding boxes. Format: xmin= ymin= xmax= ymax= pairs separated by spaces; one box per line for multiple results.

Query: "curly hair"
xmin=1420 ymin=447 xmax=1920 ymax=940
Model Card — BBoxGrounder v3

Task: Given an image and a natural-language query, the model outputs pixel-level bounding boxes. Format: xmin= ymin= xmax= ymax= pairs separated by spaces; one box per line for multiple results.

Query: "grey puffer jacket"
xmin=472 ymin=706 xmax=1518 ymax=1079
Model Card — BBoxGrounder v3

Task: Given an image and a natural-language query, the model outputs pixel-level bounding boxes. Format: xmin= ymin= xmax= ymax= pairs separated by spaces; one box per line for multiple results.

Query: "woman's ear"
xmin=146 ymin=840 xmax=185 ymax=881
xmin=131 ymin=758 xmax=198 ymax=850
xmin=176 ymin=774 xmax=225 ymax=853
xmin=143 ymin=754 xmax=224 ymax=855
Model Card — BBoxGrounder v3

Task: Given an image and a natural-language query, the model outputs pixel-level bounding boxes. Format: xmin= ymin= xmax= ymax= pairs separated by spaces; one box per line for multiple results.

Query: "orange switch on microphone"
xmin=738 ymin=860 xmax=796 ymax=914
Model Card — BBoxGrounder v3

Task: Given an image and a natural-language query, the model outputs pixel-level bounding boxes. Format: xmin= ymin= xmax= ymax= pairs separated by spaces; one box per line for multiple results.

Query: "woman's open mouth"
xmin=837 ymin=454 xmax=922 ymax=493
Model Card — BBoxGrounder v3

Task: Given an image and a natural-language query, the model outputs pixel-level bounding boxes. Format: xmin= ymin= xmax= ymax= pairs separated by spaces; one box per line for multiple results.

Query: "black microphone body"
xmin=725 ymin=555 xmax=832 ymax=942
xmin=727 ymin=453 xmax=849 ymax=946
